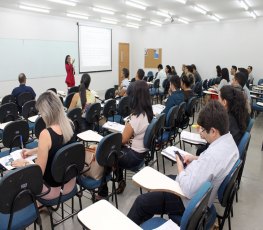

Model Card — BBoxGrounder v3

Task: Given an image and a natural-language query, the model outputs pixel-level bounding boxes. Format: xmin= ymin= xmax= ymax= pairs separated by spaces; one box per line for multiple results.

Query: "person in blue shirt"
xmin=11 ymin=73 xmax=36 ymax=100
xmin=161 ymin=75 xmax=184 ymax=116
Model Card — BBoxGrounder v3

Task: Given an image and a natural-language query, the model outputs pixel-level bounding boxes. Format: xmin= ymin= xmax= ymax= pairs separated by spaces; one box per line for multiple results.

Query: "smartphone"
xmin=175 ymin=151 xmax=187 ymax=168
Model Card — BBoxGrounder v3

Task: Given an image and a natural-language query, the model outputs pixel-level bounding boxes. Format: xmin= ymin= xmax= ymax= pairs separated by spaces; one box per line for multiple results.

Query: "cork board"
xmin=144 ymin=48 xmax=162 ymax=68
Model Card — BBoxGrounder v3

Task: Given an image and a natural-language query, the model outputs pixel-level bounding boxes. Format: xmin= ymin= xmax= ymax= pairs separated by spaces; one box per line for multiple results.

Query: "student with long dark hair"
xmin=181 ymin=74 xmax=194 ymax=103
xmin=219 ymin=85 xmax=249 ymax=144
xmin=98 ymin=80 xmax=154 ymax=198
xmin=214 ymin=68 xmax=230 ymax=92
xmin=65 ymin=55 xmax=75 ymax=88
xmin=69 ymin=73 xmax=96 ymax=112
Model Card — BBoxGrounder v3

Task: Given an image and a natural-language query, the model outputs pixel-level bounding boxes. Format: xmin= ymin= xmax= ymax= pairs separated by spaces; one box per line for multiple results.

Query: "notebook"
xmin=0 ymin=149 xmax=36 ymax=170
xmin=102 ymin=121 xmax=125 ymax=133
xmin=181 ymin=130 xmax=207 ymax=145
xmin=161 ymin=146 xmax=191 ymax=162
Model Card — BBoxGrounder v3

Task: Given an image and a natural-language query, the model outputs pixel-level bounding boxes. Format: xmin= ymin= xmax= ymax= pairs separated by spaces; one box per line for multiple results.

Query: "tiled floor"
xmin=29 ymin=112 xmax=263 ymax=230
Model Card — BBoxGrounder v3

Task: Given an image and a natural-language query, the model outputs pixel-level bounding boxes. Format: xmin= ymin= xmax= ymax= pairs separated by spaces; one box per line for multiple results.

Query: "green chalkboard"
xmin=0 ymin=38 xmax=78 ymax=81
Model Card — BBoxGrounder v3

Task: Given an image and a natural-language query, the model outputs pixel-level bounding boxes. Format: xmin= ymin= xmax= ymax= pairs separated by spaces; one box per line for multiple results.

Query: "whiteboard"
xmin=0 ymin=38 xmax=78 ymax=81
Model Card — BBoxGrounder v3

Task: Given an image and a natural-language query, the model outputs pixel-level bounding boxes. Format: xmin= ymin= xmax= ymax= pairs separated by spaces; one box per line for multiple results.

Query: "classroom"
xmin=0 ymin=0 xmax=262 ymax=229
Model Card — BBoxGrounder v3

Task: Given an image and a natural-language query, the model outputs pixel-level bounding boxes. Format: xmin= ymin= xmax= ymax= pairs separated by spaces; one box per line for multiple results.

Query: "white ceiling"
xmin=0 ymin=0 xmax=262 ymax=27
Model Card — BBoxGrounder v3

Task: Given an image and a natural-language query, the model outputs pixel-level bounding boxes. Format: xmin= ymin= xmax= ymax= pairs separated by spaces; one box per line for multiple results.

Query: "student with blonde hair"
xmin=12 ymin=91 xmax=76 ymax=200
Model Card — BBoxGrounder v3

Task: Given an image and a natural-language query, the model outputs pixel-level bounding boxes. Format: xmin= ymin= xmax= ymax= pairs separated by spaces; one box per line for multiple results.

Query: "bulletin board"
xmin=144 ymin=48 xmax=162 ymax=68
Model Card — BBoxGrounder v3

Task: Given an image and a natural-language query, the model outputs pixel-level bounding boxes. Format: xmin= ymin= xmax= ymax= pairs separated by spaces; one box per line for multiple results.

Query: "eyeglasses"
xmin=199 ymin=127 xmax=206 ymax=133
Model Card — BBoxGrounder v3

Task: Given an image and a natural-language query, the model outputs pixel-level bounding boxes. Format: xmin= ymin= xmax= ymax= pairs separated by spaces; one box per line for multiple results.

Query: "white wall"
xmin=0 ymin=8 xmax=132 ymax=97
xmin=131 ymin=18 xmax=263 ymax=83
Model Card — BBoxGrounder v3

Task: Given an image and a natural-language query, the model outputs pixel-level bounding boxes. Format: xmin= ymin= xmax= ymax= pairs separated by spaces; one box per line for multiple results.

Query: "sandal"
xmin=94 ymin=194 xmax=108 ymax=202
xmin=116 ymin=180 xmax=126 ymax=194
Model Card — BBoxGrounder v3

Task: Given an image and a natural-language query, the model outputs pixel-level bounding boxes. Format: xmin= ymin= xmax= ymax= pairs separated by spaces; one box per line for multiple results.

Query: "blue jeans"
xmin=127 ymin=175 xmax=185 ymax=225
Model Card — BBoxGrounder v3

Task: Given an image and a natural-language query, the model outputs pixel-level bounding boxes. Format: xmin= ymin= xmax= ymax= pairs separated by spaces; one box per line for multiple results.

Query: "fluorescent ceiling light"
xmin=47 ymin=0 xmax=77 ymax=7
xmin=174 ymin=0 xmax=187 ymax=4
xmin=248 ymin=11 xmax=257 ymax=19
xmin=67 ymin=13 xmax=89 ymax=20
xmin=125 ymin=1 xmax=147 ymax=10
xmin=192 ymin=5 xmax=207 ymax=15
xmin=149 ymin=20 xmax=162 ymax=27
xmin=101 ymin=19 xmax=117 ymax=24
xmin=93 ymin=7 xmax=115 ymax=15
xmin=239 ymin=0 xmax=249 ymax=10
xmin=156 ymin=11 xmax=170 ymax=18
xmin=19 ymin=5 xmax=50 ymax=13
xmin=126 ymin=23 xmax=140 ymax=28
xmin=178 ymin=18 xmax=189 ymax=24
xmin=209 ymin=14 xmax=220 ymax=22
xmin=126 ymin=14 xmax=142 ymax=21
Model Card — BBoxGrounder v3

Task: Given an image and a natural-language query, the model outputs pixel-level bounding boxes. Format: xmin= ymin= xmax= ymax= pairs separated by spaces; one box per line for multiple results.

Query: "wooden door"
xmin=118 ymin=43 xmax=130 ymax=85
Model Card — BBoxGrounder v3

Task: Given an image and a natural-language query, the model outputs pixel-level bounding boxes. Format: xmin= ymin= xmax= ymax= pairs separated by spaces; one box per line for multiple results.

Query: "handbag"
xmin=83 ymin=145 xmax=104 ymax=180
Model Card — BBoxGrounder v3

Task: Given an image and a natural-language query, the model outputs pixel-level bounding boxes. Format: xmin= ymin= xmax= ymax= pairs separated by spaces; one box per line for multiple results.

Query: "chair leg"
xmin=156 ymin=151 xmax=159 ymax=171
xmin=228 ymin=215 xmax=232 ymax=230
xmin=140 ymin=187 xmax=142 ymax=194
xmin=71 ymin=197 xmax=74 ymax=214
xmin=61 ymin=202 xmax=64 ymax=219
xmin=48 ymin=208 xmax=55 ymax=230
xmin=162 ymin=156 xmax=165 ymax=174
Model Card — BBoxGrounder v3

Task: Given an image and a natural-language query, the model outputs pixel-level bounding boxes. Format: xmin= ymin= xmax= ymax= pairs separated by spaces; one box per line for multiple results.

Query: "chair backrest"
xmin=175 ymin=102 xmax=186 ymax=127
xmin=237 ymin=132 xmax=251 ymax=160
xmin=0 ymin=165 xmax=42 ymax=214
xmin=105 ymin=88 xmax=115 ymax=100
xmin=246 ymin=117 xmax=254 ymax=133
xmin=165 ymin=105 xmax=178 ymax=128
xmin=0 ymin=102 xmax=19 ymax=123
xmin=64 ymin=92 xmax=76 ymax=108
xmin=47 ymin=88 xmax=57 ymax=94
xmin=218 ymin=159 xmax=242 ymax=207
xmin=186 ymin=97 xmax=198 ymax=117
xmin=22 ymin=100 xmax=38 ymax=120
xmin=17 ymin=92 xmax=34 ymax=107
xmin=51 ymin=142 xmax=85 ymax=184
xmin=147 ymin=71 xmax=154 ymax=77
xmin=207 ymin=79 xmax=213 ymax=88
xmin=96 ymin=133 xmax=122 ymax=167
xmin=117 ymin=96 xmax=131 ymax=118
xmin=34 ymin=117 xmax=46 ymax=139
xmin=153 ymin=79 xmax=160 ymax=89
xmin=67 ymin=108 xmax=82 ymax=133
xmin=257 ymin=79 xmax=263 ymax=85
xmin=68 ymin=86 xmax=79 ymax=94
xmin=143 ymin=117 xmax=158 ymax=151
xmin=180 ymin=182 xmax=213 ymax=230
xmin=194 ymin=81 xmax=203 ymax=96
xmin=2 ymin=120 xmax=29 ymax=149
xmin=85 ymin=103 xmax=101 ymax=124
xmin=103 ymin=99 xmax=117 ymax=119
xmin=1 ymin=94 xmax=16 ymax=105
xmin=162 ymin=79 xmax=170 ymax=94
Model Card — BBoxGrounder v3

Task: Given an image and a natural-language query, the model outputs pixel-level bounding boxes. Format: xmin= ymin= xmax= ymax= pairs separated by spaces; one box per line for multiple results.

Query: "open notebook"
xmin=132 ymin=166 xmax=187 ymax=198
xmin=77 ymin=130 xmax=103 ymax=142
xmin=161 ymin=146 xmax=192 ymax=162
xmin=102 ymin=121 xmax=125 ymax=133
xmin=181 ymin=130 xmax=207 ymax=145
xmin=0 ymin=149 xmax=36 ymax=170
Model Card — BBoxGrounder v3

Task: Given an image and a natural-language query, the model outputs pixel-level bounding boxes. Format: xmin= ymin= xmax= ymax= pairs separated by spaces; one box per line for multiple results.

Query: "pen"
xmin=192 ymin=124 xmax=200 ymax=129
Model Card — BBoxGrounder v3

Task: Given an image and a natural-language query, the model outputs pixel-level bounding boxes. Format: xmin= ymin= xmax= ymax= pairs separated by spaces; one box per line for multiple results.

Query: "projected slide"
xmin=78 ymin=25 xmax=112 ymax=72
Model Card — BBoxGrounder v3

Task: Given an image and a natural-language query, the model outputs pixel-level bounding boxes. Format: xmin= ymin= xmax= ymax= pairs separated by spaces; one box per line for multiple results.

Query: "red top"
xmin=65 ymin=63 xmax=75 ymax=87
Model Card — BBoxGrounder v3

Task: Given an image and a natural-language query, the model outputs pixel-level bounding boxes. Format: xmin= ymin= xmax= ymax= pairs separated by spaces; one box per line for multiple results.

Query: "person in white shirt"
xmin=115 ymin=68 xmax=130 ymax=97
xmin=127 ymin=100 xmax=239 ymax=225
xmin=247 ymin=66 xmax=254 ymax=84
xmin=151 ymin=64 xmax=167 ymax=94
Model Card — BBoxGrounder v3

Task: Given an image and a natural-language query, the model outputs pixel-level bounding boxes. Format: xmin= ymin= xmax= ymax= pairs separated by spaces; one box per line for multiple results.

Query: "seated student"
xmin=97 ymin=80 xmax=153 ymax=198
xmin=115 ymin=68 xmax=130 ymax=97
xmin=192 ymin=64 xmax=202 ymax=83
xmin=231 ymin=71 xmax=251 ymax=113
xmin=237 ymin=68 xmax=251 ymax=104
xmin=214 ymin=68 xmax=230 ymax=92
xmin=68 ymin=73 xmax=96 ymax=114
xmin=180 ymin=64 xmax=186 ymax=78
xmin=11 ymin=73 xmax=36 ymax=101
xmin=181 ymin=74 xmax=194 ymax=103
xmin=127 ymin=68 xmax=145 ymax=95
xmin=150 ymin=64 xmax=167 ymax=95
xmin=11 ymin=91 xmax=76 ymax=200
xmin=161 ymin=75 xmax=184 ymax=116
xmin=127 ymin=100 xmax=239 ymax=225
xmin=165 ymin=65 xmax=172 ymax=79
xmin=171 ymin=66 xmax=177 ymax=76
xmin=216 ymin=65 xmax=222 ymax=77
xmin=219 ymin=85 xmax=249 ymax=145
